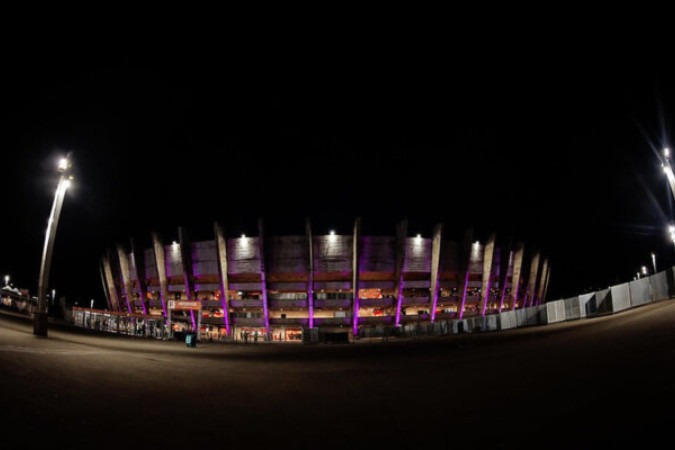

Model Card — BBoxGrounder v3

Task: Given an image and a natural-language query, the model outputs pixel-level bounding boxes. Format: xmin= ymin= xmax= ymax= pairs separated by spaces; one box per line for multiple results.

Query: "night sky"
xmin=3 ymin=45 xmax=675 ymax=308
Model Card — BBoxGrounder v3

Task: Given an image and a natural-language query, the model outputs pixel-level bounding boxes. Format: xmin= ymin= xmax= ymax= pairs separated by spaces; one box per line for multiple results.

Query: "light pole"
xmin=34 ymin=153 xmax=73 ymax=337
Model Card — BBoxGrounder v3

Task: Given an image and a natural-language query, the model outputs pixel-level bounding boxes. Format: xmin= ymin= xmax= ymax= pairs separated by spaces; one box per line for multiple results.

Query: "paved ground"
xmin=1 ymin=301 xmax=674 ymax=450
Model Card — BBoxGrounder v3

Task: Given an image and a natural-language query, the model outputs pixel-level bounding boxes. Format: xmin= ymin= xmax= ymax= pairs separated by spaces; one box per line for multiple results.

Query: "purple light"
xmin=189 ymin=309 xmax=196 ymax=332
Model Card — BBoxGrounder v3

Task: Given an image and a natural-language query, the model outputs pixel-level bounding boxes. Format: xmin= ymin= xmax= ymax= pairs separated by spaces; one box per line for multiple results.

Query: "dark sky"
xmin=3 ymin=44 xmax=675 ymax=307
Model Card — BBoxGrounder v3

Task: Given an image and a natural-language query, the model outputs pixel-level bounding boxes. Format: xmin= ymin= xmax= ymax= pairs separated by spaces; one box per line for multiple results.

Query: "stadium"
xmin=95 ymin=218 xmax=550 ymax=343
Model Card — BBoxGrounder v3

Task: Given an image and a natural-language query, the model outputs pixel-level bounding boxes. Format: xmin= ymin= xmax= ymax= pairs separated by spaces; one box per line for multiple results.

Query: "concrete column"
xmin=541 ymin=264 xmax=551 ymax=304
xmin=99 ymin=263 xmax=112 ymax=311
xmin=497 ymin=238 xmax=513 ymax=313
xmin=178 ymin=226 xmax=195 ymax=300
xmin=101 ymin=249 xmax=120 ymax=312
xmin=352 ymin=217 xmax=361 ymax=336
xmin=305 ymin=218 xmax=315 ymax=329
xmin=257 ymin=219 xmax=270 ymax=334
xmin=116 ymin=243 xmax=134 ymax=313
xmin=536 ymin=258 xmax=549 ymax=305
xmin=213 ymin=222 xmax=231 ymax=336
xmin=478 ymin=233 xmax=496 ymax=316
xmin=429 ymin=223 xmax=443 ymax=322
xmin=457 ymin=227 xmax=474 ymax=320
xmin=151 ymin=231 xmax=169 ymax=318
xmin=130 ymin=238 xmax=148 ymax=314
xmin=525 ymin=251 xmax=540 ymax=308
xmin=394 ymin=219 xmax=408 ymax=327
xmin=510 ymin=242 xmax=525 ymax=310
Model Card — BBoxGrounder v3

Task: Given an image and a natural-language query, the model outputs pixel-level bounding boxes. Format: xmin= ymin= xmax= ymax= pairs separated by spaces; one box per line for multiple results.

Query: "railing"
xmin=358 ymin=298 xmax=395 ymax=308
xmin=230 ymin=299 xmax=264 ymax=308
xmin=401 ymin=296 xmax=430 ymax=306
xmin=231 ymin=317 xmax=265 ymax=326
xmin=358 ymin=316 xmax=395 ymax=324
xmin=269 ymin=317 xmax=309 ymax=326
xmin=312 ymin=317 xmax=352 ymax=326
xmin=314 ymin=299 xmax=352 ymax=308
xmin=269 ymin=299 xmax=308 ymax=309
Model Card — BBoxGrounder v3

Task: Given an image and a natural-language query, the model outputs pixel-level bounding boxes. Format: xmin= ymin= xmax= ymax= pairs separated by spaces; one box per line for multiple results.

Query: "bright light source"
xmin=329 ymin=230 xmax=335 ymax=236
xmin=241 ymin=234 xmax=246 ymax=239
xmin=642 ymin=266 xmax=648 ymax=275
xmin=665 ymin=148 xmax=670 ymax=158
xmin=416 ymin=233 xmax=422 ymax=239
xmin=58 ymin=157 xmax=69 ymax=171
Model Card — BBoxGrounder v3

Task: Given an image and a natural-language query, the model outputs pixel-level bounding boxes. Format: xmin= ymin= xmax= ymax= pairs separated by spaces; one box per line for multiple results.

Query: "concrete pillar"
xmin=151 ymin=231 xmax=169 ymax=318
xmin=497 ymin=239 xmax=513 ymax=313
xmin=116 ymin=243 xmax=134 ymax=313
xmin=525 ymin=251 xmax=540 ymax=308
xmin=305 ymin=218 xmax=315 ymax=329
xmin=99 ymin=263 xmax=112 ymax=311
xmin=541 ymin=264 xmax=551 ymax=304
xmin=536 ymin=258 xmax=549 ymax=305
xmin=394 ymin=219 xmax=408 ymax=327
xmin=178 ymin=226 xmax=195 ymax=300
xmin=130 ymin=238 xmax=148 ymax=314
xmin=257 ymin=219 xmax=270 ymax=334
xmin=213 ymin=222 xmax=231 ymax=336
xmin=429 ymin=223 xmax=443 ymax=322
xmin=510 ymin=242 xmax=524 ymax=310
xmin=101 ymin=249 xmax=120 ymax=312
xmin=457 ymin=227 xmax=474 ymax=320
xmin=352 ymin=217 xmax=361 ymax=336
xmin=478 ymin=233 xmax=496 ymax=316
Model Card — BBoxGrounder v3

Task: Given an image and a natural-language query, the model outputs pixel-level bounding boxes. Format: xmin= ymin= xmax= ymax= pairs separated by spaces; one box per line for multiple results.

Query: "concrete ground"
xmin=1 ymin=300 xmax=674 ymax=450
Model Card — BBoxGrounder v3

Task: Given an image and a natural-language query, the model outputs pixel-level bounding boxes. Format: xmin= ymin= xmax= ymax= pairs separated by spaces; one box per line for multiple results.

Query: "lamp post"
xmin=663 ymin=148 xmax=675 ymax=199
xmin=34 ymin=153 xmax=73 ymax=337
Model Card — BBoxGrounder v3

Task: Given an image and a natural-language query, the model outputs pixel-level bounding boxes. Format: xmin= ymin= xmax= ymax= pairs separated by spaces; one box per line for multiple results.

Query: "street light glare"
xmin=665 ymin=148 xmax=670 ymax=158
xmin=58 ymin=157 xmax=69 ymax=172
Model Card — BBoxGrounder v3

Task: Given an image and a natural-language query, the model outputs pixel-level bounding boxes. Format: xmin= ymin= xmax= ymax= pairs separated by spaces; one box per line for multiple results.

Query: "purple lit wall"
xmin=191 ymin=240 xmax=219 ymax=293
xmin=313 ymin=234 xmax=352 ymax=291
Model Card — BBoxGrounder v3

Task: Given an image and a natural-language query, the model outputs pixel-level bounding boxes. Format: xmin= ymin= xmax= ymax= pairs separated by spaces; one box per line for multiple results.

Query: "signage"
xmin=167 ymin=300 xmax=201 ymax=310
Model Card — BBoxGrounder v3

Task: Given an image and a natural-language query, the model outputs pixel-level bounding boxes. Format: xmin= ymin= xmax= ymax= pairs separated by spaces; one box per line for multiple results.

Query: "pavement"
xmin=1 ymin=300 xmax=674 ymax=450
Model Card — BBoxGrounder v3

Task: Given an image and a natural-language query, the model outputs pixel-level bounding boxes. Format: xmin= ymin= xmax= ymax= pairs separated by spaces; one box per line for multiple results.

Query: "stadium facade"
xmin=99 ymin=218 xmax=550 ymax=342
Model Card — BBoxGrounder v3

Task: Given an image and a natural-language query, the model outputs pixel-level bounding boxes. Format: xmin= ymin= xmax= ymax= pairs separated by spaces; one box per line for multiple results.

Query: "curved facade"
xmin=100 ymin=219 xmax=550 ymax=342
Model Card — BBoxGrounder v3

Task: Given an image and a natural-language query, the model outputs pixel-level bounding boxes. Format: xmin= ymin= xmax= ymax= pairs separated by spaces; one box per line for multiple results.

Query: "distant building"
xmin=99 ymin=219 xmax=550 ymax=342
